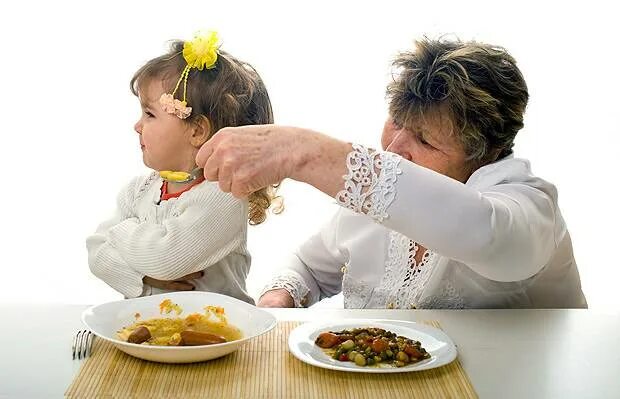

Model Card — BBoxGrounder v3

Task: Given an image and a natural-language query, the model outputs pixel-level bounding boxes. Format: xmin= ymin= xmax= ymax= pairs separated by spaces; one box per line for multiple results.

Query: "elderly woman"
xmin=196 ymin=38 xmax=587 ymax=309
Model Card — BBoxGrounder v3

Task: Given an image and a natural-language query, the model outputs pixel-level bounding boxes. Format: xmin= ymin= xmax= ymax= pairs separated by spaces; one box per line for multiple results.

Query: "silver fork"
xmin=72 ymin=330 xmax=95 ymax=360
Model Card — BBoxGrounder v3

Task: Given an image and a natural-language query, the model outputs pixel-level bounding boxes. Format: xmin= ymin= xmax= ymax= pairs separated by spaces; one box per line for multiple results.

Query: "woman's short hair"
xmin=387 ymin=37 xmax=529 ymax=164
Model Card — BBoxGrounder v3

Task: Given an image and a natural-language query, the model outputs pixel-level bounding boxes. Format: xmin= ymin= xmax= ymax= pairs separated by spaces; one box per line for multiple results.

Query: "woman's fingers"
xmin=197 ymin=127 xmax=248 ymax=195
xmin=203 ymin=155 xmax=220 ymax=182
xmin=216 ymin=158 xmax=233 ymax=193
xmin=196 ymin=124 xmax=303 ymax=197
xmin=197 ymin=129 xmax=223 ymax=181
xmin=195 ymin=135 xmax=216 ymax=166
xmin=230 ymin=174 xmax=254 ymax=199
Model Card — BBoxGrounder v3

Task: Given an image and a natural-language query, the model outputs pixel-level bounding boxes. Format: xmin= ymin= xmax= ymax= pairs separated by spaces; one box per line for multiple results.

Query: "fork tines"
xmin=72 ymin=330 xmax=95 ymax=360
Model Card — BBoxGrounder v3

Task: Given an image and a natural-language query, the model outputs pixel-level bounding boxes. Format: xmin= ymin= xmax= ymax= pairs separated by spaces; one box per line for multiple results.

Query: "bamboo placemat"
xmin=66 ymin=321 xmax=476 ymax=398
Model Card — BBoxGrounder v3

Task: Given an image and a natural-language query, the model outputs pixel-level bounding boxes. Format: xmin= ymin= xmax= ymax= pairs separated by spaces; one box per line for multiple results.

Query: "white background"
xmin=0 ymin=0 xmax=618 ymax=309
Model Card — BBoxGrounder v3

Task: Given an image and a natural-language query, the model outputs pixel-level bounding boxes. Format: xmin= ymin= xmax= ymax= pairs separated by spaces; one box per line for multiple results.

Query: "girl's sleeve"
xmin=86 ymin=177 xmax=145 ymax=298
xmin=105 ymin=187 xmax=246 ymax=281
xmin=336 ymin=144 xmax=557 ymax=282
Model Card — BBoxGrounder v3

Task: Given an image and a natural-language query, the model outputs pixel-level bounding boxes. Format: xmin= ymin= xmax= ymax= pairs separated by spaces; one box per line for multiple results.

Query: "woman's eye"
xmin=417 ymin=135 xmax=434 ymax=148
xmin=144 ymin=111 xmax=154 ymax=118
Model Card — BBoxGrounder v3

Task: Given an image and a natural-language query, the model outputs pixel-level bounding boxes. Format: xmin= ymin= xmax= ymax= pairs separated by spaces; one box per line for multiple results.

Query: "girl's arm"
xmin=87 ymin=226 xmax=145 ymax=298
xmin=105 ymin=186 xmax=246 ymax=280
xmin=86 ymin=177 xmax=145 ymax=298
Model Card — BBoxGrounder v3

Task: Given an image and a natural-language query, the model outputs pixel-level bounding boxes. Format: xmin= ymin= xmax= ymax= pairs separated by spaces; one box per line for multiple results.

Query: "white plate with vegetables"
xmin=288 ymin=319 xmax=457 ymax=373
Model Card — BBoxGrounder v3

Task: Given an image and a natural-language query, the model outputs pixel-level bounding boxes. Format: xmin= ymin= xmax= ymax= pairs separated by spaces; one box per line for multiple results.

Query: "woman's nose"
xmin=134 ymin=120 xmax=142 ymax=134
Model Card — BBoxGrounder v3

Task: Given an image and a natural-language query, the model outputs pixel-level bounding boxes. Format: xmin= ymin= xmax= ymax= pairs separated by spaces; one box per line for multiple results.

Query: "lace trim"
xmin=336 ymin=144 xmax=402 ymax=223
xmin=374 ymin=231 xmax=437 ymax=309
xmin=417 ymin=281 xmax=465 ymax=309
xmin=342 ymin=272 xmax=374 ymax=309
xmin=261 ymin=273 xmax=311 ymax=308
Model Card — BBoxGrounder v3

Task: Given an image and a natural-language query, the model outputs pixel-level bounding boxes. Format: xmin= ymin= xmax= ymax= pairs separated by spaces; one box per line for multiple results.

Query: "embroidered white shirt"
xmin=263 ymin=145 xmax=587 ymax=309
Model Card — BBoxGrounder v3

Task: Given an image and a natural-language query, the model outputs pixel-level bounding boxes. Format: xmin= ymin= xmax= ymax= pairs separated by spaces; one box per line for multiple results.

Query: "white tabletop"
xmin=0 ymin=305 xmax=618 ymax=398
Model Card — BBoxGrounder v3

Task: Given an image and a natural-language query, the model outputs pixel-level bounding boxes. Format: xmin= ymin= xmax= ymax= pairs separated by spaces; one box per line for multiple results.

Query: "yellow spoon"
xmin=159 ymin=168 xmax=203 ymax=183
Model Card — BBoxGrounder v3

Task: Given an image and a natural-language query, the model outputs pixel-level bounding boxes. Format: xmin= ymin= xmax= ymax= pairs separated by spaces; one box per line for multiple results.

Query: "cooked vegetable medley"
xmin=315 ymin=327 xmax=430 ymax=367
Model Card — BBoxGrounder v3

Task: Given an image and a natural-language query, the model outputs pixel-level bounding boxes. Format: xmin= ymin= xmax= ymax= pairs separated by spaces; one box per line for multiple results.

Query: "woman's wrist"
xmin=257 ymin=288 xmax=295 ymax=308
xmin=290 ymin=130 xmax=352 ymax=197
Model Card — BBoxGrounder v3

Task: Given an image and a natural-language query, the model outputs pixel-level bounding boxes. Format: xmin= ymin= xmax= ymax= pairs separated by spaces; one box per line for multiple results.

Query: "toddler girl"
xmin=86 ymin=31 xmax=277 ymax=303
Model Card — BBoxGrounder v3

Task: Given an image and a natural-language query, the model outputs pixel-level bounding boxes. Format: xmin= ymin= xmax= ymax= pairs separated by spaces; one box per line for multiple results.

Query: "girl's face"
xmin=381 ymin=109 xmax=472 ymax=183
xmin=134 ymin=80 xmax=197 ymax=172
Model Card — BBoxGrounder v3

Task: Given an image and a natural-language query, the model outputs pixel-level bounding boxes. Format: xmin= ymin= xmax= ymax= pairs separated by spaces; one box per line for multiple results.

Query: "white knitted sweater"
xmin=86 ymin=172 xmax=252 ymax=303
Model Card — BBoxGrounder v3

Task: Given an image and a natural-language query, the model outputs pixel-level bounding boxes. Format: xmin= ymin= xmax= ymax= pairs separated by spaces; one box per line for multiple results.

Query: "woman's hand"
xmin=195 ymin=125 xmax=351 ymax=198
xmin=142 ymin=271 xmax=204 ymax=291
xmin=257 ymin=288 xmax=296 ymax=308
xmin=196 ymin=125 xmax=301 ymax=197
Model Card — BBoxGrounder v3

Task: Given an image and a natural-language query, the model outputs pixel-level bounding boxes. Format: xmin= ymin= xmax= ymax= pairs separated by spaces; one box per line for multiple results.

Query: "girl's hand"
xmin=142 ymin=271 xmax=204 ymax=291
xmin=257 ymin=288 xmax=296 ymax=308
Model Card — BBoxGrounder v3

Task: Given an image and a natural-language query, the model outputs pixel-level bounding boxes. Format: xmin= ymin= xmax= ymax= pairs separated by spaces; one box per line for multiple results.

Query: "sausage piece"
xmin=315 ymin=332 xmax=341 ymax=348
xmin=180 ymin=330 xmax=227 ymax=346
xmin=127 ymin=326 xmax=151 ymax=344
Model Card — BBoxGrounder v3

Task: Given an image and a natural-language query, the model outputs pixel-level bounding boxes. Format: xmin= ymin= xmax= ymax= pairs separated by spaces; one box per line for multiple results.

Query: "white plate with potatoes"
xmin=82 ymin=291 xmax=276 ymax=363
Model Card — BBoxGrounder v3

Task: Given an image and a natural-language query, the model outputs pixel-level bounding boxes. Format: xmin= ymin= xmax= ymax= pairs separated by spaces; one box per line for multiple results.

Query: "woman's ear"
xmin=189 ymin=115 xmax=212 ymax=148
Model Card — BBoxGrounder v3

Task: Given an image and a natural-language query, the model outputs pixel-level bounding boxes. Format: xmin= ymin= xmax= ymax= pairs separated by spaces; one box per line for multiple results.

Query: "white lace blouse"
xmin=262 ymin=145 xmax=587 ymax=309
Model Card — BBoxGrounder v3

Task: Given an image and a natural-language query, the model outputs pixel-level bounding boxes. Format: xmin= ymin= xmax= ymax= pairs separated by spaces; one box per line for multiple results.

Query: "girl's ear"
xmin=189 ymin=115 xmax=212 ymax=147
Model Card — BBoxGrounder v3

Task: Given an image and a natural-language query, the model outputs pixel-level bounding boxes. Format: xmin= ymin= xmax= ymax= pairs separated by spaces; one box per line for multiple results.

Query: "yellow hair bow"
xmin=160 ymin=30 xmax=221 ymax=119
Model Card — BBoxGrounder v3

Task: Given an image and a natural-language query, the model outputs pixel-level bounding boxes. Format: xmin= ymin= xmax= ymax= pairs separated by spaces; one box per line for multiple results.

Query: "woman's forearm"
xmin=196 ymin=125 xmax=352 ymax=199
xmin=290 ymin=129 xmax=353 ymax=198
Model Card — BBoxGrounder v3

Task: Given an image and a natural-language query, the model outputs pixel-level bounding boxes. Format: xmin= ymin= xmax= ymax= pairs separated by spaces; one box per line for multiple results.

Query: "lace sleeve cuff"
xmin=335 ymin=144 xmax=402 ymax=223
xmin=261 ymin=273 xmax=311 ymax=308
